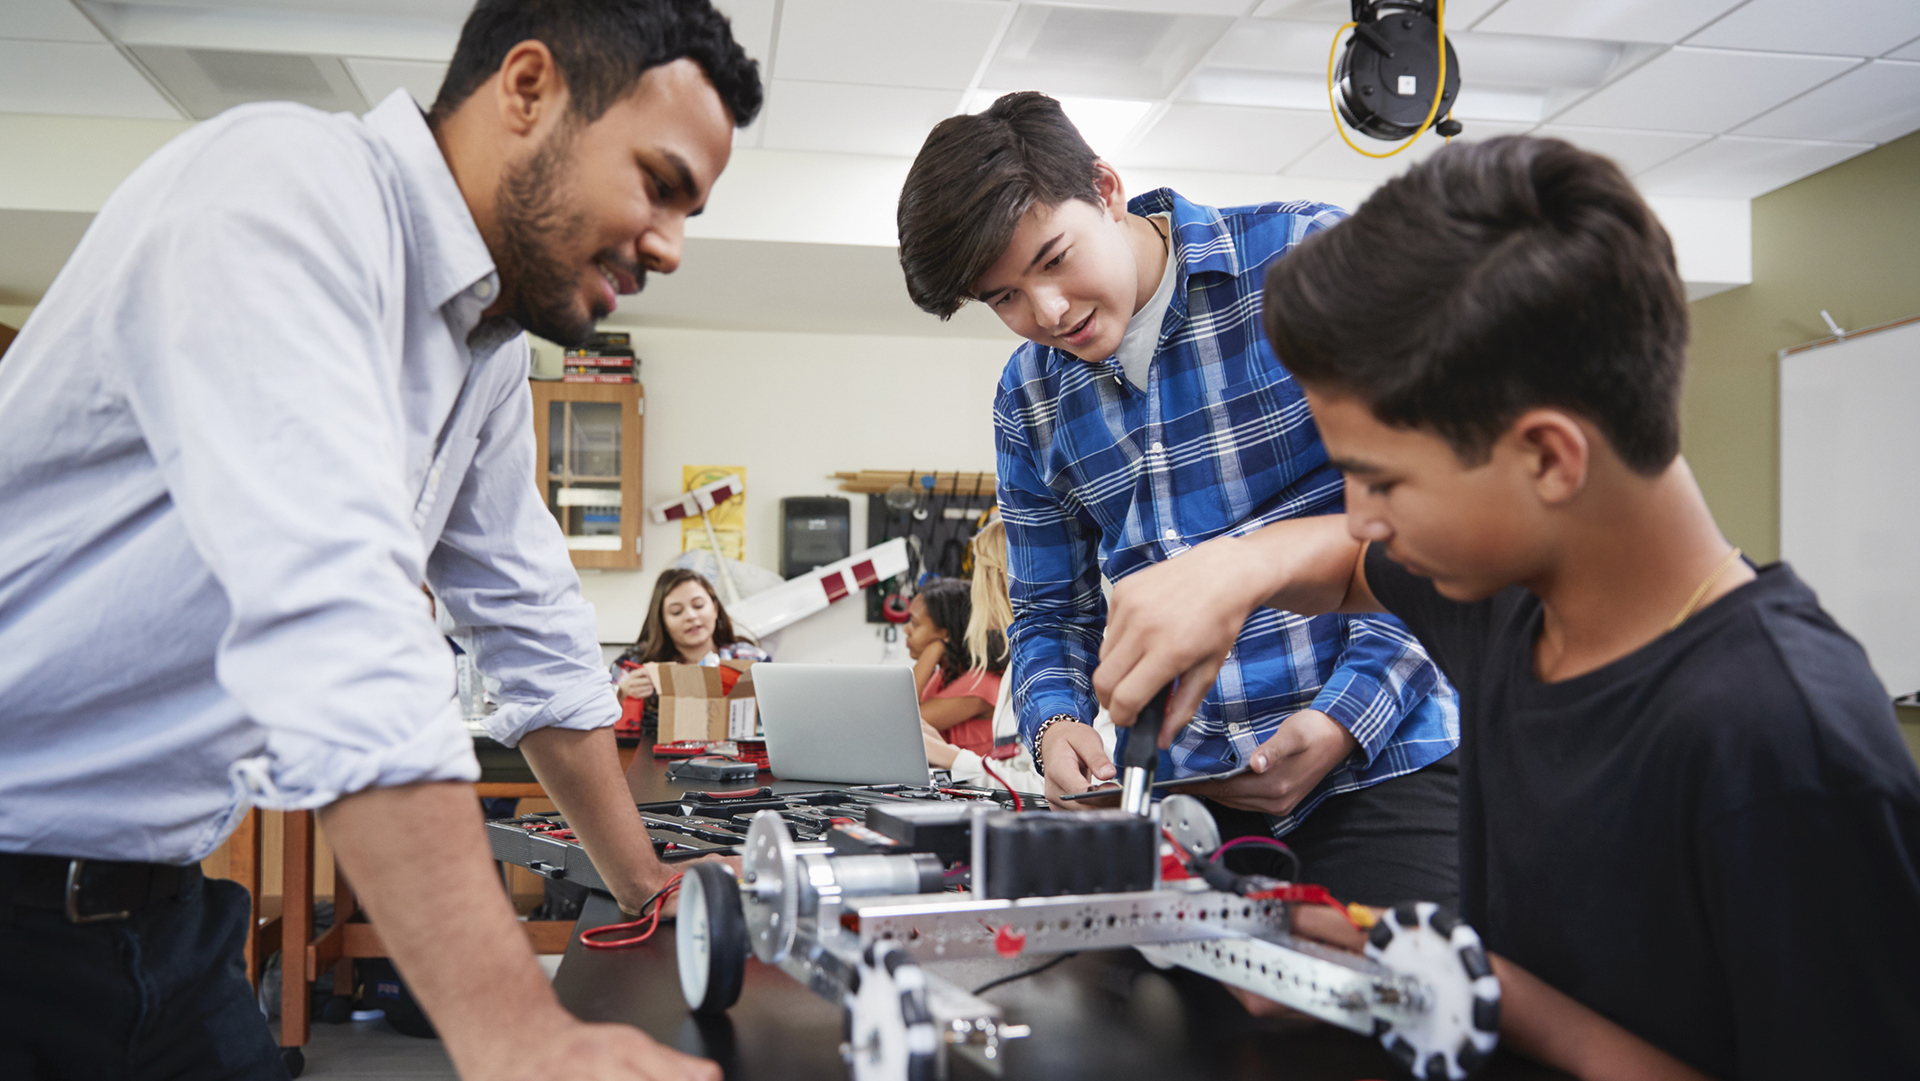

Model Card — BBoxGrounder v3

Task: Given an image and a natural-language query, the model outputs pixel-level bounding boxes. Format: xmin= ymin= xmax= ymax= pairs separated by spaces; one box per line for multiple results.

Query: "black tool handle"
xmin=1125 ymin=684 xmax=1172 ymax=772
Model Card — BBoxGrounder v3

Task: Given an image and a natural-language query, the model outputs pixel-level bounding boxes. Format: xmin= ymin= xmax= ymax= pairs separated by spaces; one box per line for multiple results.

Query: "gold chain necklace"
xmin=1668 ymin=547 xmax=1743 ymax=631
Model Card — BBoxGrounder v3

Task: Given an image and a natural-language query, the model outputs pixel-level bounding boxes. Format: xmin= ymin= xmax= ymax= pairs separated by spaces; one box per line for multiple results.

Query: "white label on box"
xmin=728 ymin=698 xmax=758 ymax=741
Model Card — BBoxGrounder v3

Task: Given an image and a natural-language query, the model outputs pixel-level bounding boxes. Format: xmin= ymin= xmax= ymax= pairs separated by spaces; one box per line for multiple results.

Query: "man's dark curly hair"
xmin=429 ymin=0 xmax=763 ymax=129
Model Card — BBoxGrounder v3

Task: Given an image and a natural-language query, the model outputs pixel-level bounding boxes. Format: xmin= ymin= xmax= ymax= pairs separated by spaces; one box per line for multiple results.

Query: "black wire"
xmin=1214 ymin=840 xmax=1302 ymax=884
xmin=971 ymin=952 xmax=1077 ymax=994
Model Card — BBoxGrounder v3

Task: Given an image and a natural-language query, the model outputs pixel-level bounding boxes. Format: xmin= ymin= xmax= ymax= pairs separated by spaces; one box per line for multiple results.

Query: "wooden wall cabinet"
xmin=530 ymin=380 xmax=643 ymax=570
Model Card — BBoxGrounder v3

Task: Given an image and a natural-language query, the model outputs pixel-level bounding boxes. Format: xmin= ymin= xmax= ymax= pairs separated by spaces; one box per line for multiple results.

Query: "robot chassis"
xmin=673 ymin=794 xmax=1502 ymax=1081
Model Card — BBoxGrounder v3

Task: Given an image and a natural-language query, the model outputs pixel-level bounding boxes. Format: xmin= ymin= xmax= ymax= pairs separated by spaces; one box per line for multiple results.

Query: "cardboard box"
xmin=655 ymin=660 xmax=759 ymax=743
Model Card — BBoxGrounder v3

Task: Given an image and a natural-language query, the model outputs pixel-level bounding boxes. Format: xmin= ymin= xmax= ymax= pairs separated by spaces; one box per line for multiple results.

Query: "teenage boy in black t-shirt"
xmin=1090 ymin=136 xmax=1920 ymax=1081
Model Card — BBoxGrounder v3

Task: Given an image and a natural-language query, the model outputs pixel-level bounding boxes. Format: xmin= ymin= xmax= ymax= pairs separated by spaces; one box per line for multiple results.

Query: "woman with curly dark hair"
xmin=905 ymin=577 xmax=1004 ymax=757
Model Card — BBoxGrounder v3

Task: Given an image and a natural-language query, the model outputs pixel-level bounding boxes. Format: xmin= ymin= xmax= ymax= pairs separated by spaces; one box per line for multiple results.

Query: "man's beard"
xmin=493 ymin=125 xmax=628 ymax=347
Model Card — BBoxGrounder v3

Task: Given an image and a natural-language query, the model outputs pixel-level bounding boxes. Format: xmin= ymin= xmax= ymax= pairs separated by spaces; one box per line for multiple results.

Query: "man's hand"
xmin=1041 ymin=721 xmax=1118 ymax=810
xmin=477 ymin=1021 xmax=718 ymax=1081
xmin=614 ymin=664 xmax=655 ymax=701
xmin=1095 ymin=535 xmax=1266 ymax=743
xmin=1176 ymin=710 xmax=1357 ymax=817
xmin=635 ymin=853 xmax=739 ymax=919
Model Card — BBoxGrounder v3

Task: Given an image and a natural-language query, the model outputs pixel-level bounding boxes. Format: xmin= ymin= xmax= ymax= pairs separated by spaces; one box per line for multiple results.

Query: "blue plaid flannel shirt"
xmin=995 ymin=188 xmax=1460 ymax=834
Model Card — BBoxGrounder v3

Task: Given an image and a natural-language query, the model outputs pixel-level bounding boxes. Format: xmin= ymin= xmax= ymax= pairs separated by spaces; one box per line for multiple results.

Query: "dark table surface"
xmin=536 ymin=741 xmax=1573 ymax=1081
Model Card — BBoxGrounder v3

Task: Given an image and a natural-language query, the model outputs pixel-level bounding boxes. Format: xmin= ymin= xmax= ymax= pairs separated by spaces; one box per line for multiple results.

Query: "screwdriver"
xmin=1118 ymin=684 xmax=1171 ymax=816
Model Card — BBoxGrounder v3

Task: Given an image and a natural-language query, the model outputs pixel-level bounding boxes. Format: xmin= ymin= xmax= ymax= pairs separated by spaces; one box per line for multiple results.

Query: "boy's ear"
xmin=1508 ymin=408 xmax=1590 ymax=506
xmin=1092 ymin=159 xmax=1129 ymax=221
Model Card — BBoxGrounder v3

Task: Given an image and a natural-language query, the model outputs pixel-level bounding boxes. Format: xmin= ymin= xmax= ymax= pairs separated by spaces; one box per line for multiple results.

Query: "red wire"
xmin=979 ymin=760 xmax=1023 ymax=812
xmin=580 ymin=873 xmax=683 ymax=950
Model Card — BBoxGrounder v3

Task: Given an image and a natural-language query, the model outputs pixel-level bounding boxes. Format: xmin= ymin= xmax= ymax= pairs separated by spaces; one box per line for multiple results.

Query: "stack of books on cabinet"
xmin=562 ymin=332 xmax=638 ymax=383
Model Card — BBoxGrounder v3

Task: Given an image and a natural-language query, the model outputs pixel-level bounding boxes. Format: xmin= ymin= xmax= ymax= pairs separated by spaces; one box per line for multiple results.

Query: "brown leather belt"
xmin=1 ymin=852 xmax=198 ymax=924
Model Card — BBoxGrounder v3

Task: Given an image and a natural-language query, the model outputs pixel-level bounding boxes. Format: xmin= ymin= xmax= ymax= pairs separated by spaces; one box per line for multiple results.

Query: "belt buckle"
xmin=66 ymin=859 xmax=132 ymax=924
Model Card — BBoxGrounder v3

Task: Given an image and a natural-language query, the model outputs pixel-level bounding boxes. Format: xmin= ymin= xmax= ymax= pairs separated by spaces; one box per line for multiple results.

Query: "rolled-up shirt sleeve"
xmin=1307 ymin=614 xmax=1442 ymax=768
xmin=428 ymin=367 xmax=619 ymax=747
xmin=116 ymin=114 xmax=478 ymax=809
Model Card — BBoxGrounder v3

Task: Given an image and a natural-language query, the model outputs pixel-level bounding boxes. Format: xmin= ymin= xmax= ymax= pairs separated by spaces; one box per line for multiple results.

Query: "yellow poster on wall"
xmin=681 ymin=464 xmax=746 ymax=560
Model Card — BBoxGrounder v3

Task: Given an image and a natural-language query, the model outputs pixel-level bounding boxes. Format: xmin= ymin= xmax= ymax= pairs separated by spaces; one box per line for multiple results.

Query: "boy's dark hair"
xmin=917 ymin=578 xmax=1005 ymax=682
xmin=430 ymin=0 xmax=762 ymax=130
xmin=1263 ymin=136 xmax=1687 ymax=475
xmin=898 ymin=92 xmax=1101 ymax=319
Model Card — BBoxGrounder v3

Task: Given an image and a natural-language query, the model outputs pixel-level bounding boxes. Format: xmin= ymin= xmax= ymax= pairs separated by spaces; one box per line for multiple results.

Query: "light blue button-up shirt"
xmin=0 ymin=91 xmax=618 ymax=864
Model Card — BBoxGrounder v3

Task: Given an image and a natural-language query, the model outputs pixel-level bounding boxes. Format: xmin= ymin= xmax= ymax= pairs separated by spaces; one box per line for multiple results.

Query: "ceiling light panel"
xmin=130 ymin=45 xmax=368 ymax=119
xmin=6 ymin=0 xmax=109 ymax=43
xmin=344 ymin=57 xmax=446 ymax=110
xmin=0 ymin=41 xmax=181 ymax=119
xmin=1533 ymin=125 xmax=1711 ymax=175
xmin=1636 ymin=135 xmax=1873 ymax=198
xmin=1181 ymin=69 xmax=1327 ymax=111
xmin=761 ymin=81 xmax=963 ymax=157
xmin=1685 ymin=0 xmax=1920 ymax=59
xmin=1476 ymin=0 xmax=1747 ymax=45
xmin=1206 ymin=19 xmax=1346 ymax=75
xmin=985 ymin=5 xmax=1233 ymax=101
xmin=1551 ymin=47 xmax=1862 ymax=133
xmin=1119 ymin=104 xmax=1329 ymax=173
xmin=1735 ymin=60 xmax=1920 ymax=144
xmin=1282 ymin=120 xmax=1534 ymax=182
xmin=773 ymin=0 xmax=1007 ymax=90
xmin=92 ymin=3 xmax=459 ymax=62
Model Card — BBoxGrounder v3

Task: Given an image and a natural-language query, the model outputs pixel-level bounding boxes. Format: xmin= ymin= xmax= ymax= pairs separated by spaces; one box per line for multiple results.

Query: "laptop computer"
xmin=751 ymin=663 xmax=933 ymax=785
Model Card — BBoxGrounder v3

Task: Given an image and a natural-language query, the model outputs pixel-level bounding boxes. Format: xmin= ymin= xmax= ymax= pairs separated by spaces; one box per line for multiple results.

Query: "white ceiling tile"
xmin=1251 ymin=0 xmax=1507 ymax=29
xmin=712 ymin=0 xmax=777 ymax=67
xmin=0 ymin=40 xmax=179 ymax=118
xmin=1551 ymin=47 xmax=1861 ymax=133
xmin=985 ymin=5 xmax=1232 ymax=101
xmin=1282 ymin=120 xmax=1533 ymax=181
xmin=1207 ymin=18 xmax=1341 ymax=75
xmin=344 ymin=57 xmax=445 ymax=110
xmin=760 ymin=80 xmax=960 ymax=157
xmin=1076 ymin=0 xmax=1250 ymax=13
xmin=4 ymin=0 xmax=106 ymax=42
xmin=774 ymin=0 xmax=1007 ymax=90
xmin=1476 ymin=0 xmax=1747 ymax=45
xmin=1118 ymin=104 xmax=1329 ymax=173
xmin=1736 ymin=59 xmax=1920 ymax=143
xmin=1448 ymin=31 xmax=1626 ymax=90
xmin=1636 ymin=134 xmax=1873 ymax=198
xmin=1686 ymin=0 xmax=1920 ymax=58
xmin=1892 ymin=36 xmax=1920 ymax=61
xmin=1533 ymin=124 xmax=1711 ymax=174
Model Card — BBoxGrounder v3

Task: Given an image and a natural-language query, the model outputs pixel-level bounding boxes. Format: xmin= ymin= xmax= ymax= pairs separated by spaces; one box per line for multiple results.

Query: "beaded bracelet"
xmin=1030 ymin=714 xmax=1081 ymax=778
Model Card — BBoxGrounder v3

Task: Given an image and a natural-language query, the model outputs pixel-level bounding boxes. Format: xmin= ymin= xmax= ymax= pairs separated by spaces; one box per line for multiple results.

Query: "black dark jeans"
xmin=0 ymin=868 xmax=287 ymax=1081
xmin=1208 ymin=749 xmax=1461 ymax=909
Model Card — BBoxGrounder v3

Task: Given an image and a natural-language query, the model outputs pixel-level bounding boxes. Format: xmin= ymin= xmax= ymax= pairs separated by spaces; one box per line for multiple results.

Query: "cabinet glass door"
xmin=547 ymin=400 xmax=624 ymax=550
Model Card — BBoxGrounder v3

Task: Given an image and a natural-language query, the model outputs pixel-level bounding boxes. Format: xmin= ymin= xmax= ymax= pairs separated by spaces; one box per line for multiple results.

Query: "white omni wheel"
xmin=844 ymin=941 xmax=938 ymax=1081
xmin=676 ymin=861 xmax=748 ymax=1015
xmin=1364 ymin=902 xmax=1501 ymax=1080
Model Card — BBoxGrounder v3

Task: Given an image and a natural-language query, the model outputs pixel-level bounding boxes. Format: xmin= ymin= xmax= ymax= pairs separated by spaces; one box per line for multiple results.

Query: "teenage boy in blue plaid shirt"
xmin=896 ymin=92 xmax=1461 ymax=906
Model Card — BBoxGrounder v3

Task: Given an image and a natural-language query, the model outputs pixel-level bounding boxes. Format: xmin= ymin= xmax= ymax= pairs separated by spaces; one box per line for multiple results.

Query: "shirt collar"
xmin=361 ymin=90 xmax=503 ymax=324
xmin=1129 ymin=187 xmax=1240 ymax=281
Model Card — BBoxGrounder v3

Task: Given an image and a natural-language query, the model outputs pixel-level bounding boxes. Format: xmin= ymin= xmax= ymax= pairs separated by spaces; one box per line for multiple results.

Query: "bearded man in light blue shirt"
xmin=0 ymin=2 xmax=758 ymax=1078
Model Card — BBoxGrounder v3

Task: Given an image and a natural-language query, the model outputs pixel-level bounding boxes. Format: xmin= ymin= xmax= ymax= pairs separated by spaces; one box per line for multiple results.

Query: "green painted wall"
xmin=1682 ymin=130 xmax=1920 ymax=752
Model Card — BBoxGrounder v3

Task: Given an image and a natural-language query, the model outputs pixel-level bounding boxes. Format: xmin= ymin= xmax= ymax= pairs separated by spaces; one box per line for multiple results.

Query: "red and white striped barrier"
xmin=728 ymin=538 xmax=909 ymax=639
xmin=648 ymin=474 xmax=745 ymax=524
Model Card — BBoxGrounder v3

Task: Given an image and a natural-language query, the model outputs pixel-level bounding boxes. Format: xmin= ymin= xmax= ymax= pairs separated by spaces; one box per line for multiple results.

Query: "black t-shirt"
xmin=1365 ymin=549 xmax=1920 ymax=1079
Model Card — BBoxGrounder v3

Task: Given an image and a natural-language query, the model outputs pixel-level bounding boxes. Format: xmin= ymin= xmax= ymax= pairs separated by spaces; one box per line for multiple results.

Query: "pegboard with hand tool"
xmin=854 ymin=470 xmax=997 ymax=625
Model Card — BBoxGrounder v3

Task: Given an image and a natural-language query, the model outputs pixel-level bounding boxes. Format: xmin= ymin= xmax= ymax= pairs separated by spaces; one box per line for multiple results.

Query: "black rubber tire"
xmin=686 ymin=862 xmax=748 ymax=1014
xmin=281 ymin=1047 xmax=306 ymax=1079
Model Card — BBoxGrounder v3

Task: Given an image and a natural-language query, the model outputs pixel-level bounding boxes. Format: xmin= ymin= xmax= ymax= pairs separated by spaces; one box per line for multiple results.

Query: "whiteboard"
xmin=1779 ymin=317 xmax=1920 ymax=699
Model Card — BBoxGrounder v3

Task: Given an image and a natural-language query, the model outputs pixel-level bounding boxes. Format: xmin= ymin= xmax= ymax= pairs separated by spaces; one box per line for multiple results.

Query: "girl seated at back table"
xmin=906 ymin=577 xmax=1003 ymax=758
xmin=918 ymin=520 xmax=1114 ymax=793
xmin=612 ymin=567 xmax=770 ymax=738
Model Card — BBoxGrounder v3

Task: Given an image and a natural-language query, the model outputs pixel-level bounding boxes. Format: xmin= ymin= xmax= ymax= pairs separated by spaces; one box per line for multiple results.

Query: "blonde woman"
xmin=923 ymin=517 xmax=1114 ymax=793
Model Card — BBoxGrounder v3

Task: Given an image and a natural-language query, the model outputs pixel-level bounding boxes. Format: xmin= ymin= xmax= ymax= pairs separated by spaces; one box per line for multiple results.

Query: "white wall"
xmin=575 ymin=324 xmax=1017 ymax=664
